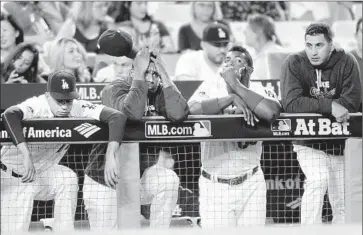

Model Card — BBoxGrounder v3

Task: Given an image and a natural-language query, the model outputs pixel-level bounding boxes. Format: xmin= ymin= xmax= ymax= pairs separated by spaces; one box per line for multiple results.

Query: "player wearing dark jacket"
xmin=281 ymin=22 xmax=361 ymax=225
xmin=83 ymin=44 xmax=189 ymax=229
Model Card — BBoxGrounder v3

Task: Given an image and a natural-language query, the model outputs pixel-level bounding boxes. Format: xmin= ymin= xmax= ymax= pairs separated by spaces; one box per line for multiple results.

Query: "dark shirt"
xmin=178 ymin=24 xmax=202 ymax=51
xmin=281 ymin=48 xmax=362 ymax=155
xmin=74 ymin=24 xmax=107 ymax=53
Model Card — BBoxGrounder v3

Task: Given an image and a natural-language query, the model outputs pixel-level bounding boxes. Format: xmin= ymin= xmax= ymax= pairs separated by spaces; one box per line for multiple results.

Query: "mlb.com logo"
xmin=74 ymin=123 xmax=101 ymax=138
xmin=271 ymin=119 xmax=291 ymax=136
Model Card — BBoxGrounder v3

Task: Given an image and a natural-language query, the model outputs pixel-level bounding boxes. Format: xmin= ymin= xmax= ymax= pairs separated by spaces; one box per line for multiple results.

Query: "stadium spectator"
xmin=174 ymin=22 xmax=229 ymax=84
xmin=83 ymin=33 xmax=189 ymax=228
xmin=56 ymin=2 xmax=113 ymax=54
xmin=1 ymin=12 xmax=24 ymax=66
xmin=220 ymin=1 xmax=289 ymax=21
xmin=1 ymin=42 xmax=46 ymax=84
xmin=93 ymin=55 xmax=133 ymax=83
xmin=113 ymin=1 xmax=175 ymax=53
xmin=178 ymin=2 xmax=226 ymax=52
xmin=47 ymin=37 xmax=91 ymax=83
xmin=243 ymin=14 xmax=284 ymax=81
xmin=188 ymin=45 xmax=281 ymax=227
xmin=281 ymin=22 xmax=362 ymax=224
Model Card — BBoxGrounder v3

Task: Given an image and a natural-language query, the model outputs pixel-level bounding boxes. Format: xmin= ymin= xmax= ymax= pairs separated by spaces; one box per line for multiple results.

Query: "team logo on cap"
xmin=218 ymin=28 xmax=226 ymax=38
xmin=62 ymin=79 xmax=69 ymax=90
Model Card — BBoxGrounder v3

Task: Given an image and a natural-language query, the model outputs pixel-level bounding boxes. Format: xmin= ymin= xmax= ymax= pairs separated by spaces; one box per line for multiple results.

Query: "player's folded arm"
xmin=188 ymin=95 xmax=235 ymax=115
xmin=281 ymin=55 xmax=332 ymax=114
xmin=1 ymin=106 xmax=26 ymax=146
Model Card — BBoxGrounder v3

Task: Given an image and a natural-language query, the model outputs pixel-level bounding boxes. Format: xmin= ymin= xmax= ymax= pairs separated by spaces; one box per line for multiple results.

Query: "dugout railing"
xmin=0 ymin=114 xmax=361 ymax=231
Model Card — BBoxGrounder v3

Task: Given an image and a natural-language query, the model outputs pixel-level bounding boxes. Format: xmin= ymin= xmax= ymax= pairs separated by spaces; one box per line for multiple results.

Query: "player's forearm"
xmin=113 ymin=80 xmax=148 ymax=121
xmin=162 ymin=86 xmax=189 ymax=122
xmin=99 ymin=107 xmax=127 ymax=144
xmin=2 ymin=106 xmax=26 ymax=145
xmin=231 ymin=82 xmax=265 ymax=112
xmin=188 ymin=95 xmax=235 ymax=115
xmin=105 ymin=141 xmax=120 ymax=160
xmin=16 ymin=142 xmax=32 ymax=160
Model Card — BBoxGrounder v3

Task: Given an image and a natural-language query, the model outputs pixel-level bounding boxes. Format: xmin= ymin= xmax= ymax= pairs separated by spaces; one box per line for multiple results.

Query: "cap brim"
xmin=126 ymin=48 xmax=138 ymax=59
xmin=50 ymin=91 xmax=79 ymax=100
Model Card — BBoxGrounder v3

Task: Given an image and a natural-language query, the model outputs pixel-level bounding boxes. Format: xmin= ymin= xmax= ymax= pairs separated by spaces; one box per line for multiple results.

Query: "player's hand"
xmin=104 ymin=152 xmax=120 ymax=189
xmin=149 ymin=49 xmax=168 ymax=78
xmin=219 ymin=65 xmax=240 ymax=88
xmin=22 ymin=155 xmax=36 ymax=183
xmin=6 ymin=70 xmax=26 ymax=84
xmin=133 ymin=47 xmax=151 ymax=80
xmin=332 ymin=101 xmax=349 ymax=123
xmin=233 ymin=95 xmax=259 ymax=126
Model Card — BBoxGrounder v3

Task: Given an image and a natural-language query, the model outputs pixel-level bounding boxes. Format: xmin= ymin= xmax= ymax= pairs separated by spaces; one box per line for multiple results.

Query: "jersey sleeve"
xmin=73 ymin=100 xmax=105 ymax=120
xmin=16 ymin=96 xmax=42 ymax=119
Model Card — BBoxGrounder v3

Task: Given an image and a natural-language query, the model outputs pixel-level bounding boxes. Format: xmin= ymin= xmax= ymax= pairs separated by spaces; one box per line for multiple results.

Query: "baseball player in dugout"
xmin=281 ymin=22 xmax=362 ymax=224
xmin=188 ymin=24 xmax=281 ymax=226
xmin=82 ymin=29 xmax=189 ymax=230
xmin=0 ymin=70 xmax=127 ymax=233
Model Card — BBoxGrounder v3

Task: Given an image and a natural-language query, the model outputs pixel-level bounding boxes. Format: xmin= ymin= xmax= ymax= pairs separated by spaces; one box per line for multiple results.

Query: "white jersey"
xmin=1 ymin=94 xmax=105 ymax=174
xmin=188 ymin=75 xmax=278 ymax=178
xmin=174 ymin=50 xmax=220 ymax=83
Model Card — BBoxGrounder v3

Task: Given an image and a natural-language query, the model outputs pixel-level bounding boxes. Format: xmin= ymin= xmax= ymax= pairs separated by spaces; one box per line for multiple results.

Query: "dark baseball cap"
xmin=47 ymin=70 xmax=79 ymax=100
xmin=202 ymin=23 xmax=231 ymax=47
xmin=97 ymin=29 xmax=138 ymax=59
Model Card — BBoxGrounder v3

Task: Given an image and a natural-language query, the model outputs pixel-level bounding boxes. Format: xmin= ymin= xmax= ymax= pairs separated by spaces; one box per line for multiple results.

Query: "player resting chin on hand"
xmin=1 ymin=70 xmax=127 ymax=233
xmin=188 ymin=45 xmax=281 ymax=228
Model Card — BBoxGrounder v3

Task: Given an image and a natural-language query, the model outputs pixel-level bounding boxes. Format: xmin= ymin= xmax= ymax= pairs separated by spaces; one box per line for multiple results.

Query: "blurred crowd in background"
xmin=0 ymin=1 xmax=362 ymax=85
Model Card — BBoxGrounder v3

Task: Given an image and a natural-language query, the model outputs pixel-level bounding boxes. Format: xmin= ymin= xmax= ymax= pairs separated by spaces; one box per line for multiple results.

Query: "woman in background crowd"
xmin=1 ymin=13 xmax=24 ymax=66
xmin=1 ymin=42 xmax=45 ymax=84
xmin=48 ymin=37 xmax=91 ymax=83
xmin=243 ymin=14 xmax=285 ymax=80
xmin=114 ymin=1 xmax=175 ymax=53
xmin=56 ymin=2 xmax=113 ymax=54
xmin=178 ymin=2 xmax=229 ymax=52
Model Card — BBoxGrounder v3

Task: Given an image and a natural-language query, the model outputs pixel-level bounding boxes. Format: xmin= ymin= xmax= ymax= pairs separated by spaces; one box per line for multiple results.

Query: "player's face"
xmin=112 ymin=56 xmax=133 ymax=80
xmin=0 ymin=20 xmax=18 ymax=49
xmin=130 ymin=2 xmax=148 ymax=20
xmin=47 ymin=94 xmax=74 ymax=117
xmin=194 ymin=2 xmax=215 ymax=22
xmin=356 ymin=22 xmax=362 ymax=51
xmin=222 ymin=51 xmax=250 ymax=86
xmin=63 ymin=42 xmax=83 ymax=70
xmin=202 ymin=42 xmax=229 ymax=65
xmin=92 ymin=2 xmax=109 ymax=21
xmin=145 ymin=62 xmax=160 ymax=92
xmin=305 ymin=34 xmax=333 ymax=66
xmin=13 ymin=49 xmax=34 ymax=74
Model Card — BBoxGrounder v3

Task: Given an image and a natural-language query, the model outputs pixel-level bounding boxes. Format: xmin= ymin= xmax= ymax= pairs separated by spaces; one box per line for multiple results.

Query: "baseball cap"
xmin=47 ymin=70 xmax=79 ymax=100
xmin=97 ymin=29 xmax=138 ymax=59
xmin=202 ymin=23 xmax=230 ymax=47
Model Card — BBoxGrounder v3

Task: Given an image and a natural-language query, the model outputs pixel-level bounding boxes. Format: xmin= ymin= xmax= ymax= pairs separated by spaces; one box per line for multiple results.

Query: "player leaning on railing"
xmin=188 ymin=45 xmax=281 ymax=228
xmin=0 ymin=70 xmax=127 ymax=233
xmin=281 ymin=22 xmax=362 ymax=224
xmin=82 ymin=29 xmax=189 ymax=230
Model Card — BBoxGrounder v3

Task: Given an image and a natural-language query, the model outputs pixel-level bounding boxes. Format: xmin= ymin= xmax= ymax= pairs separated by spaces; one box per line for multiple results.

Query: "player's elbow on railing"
xmin=263 ymin=102 xmax=282 ymax=123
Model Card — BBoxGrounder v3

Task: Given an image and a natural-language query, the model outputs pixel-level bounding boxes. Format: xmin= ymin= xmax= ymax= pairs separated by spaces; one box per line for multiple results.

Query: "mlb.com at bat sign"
xmin=145 ymin=120 xmax=212 ymax=139
xmin=270 ymin=117 xmax=353 ymax=137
